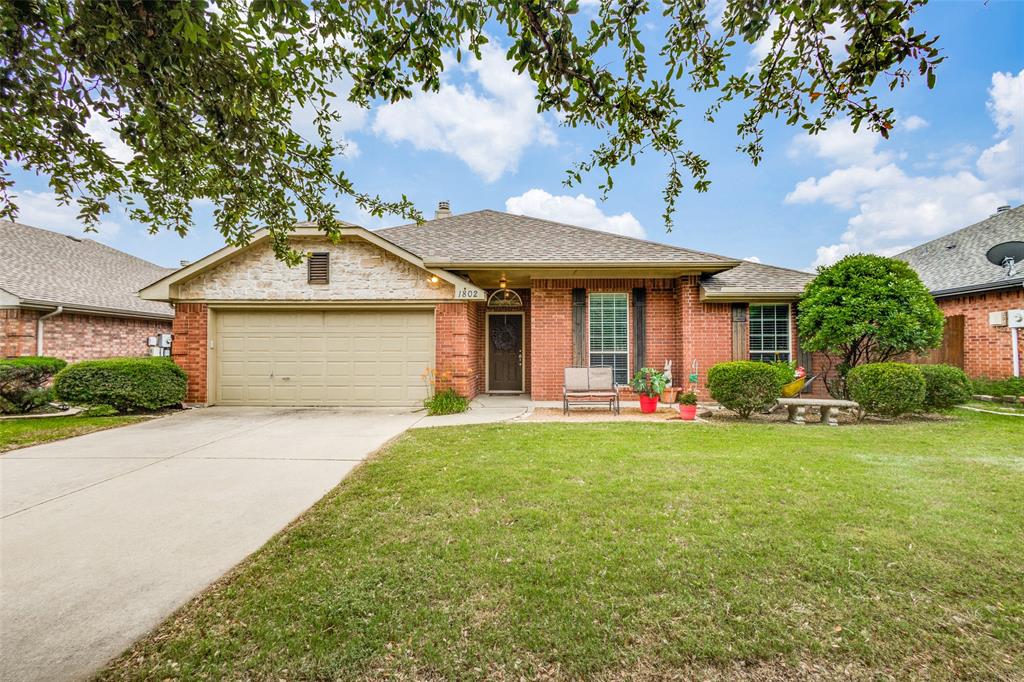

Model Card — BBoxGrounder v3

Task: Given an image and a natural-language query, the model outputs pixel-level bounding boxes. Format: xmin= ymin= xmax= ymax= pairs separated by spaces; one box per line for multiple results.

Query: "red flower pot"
xmin=639 ymin=394 xmax=659 ymax=413
xmin=678 ymin=404 xmax=697 ymax=421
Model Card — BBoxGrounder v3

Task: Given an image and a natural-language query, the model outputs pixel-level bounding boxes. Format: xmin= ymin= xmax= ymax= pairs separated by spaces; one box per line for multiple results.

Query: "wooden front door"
xmin=488 ymin=314 xmax=523 ymax=392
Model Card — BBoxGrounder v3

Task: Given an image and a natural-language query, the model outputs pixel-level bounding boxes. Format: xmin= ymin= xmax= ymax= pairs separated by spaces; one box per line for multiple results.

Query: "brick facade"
xmin=936 ymin=288 xmax=1024 ymax=379
xmin=434 ymin=302 xmax=485 ymax=399
xmin=1 ymin=308 xmax=171 ymax=363
xmin=171 ymin=303 xmax=209 ymax=403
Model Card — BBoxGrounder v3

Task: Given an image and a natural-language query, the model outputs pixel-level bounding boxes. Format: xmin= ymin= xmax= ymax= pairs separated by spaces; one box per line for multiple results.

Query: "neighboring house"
xmin=141 ymin=206 xmax=814 ymax=406
xmin=897 ymin=205 xmax=1024 ymax=379
xmin=0 ymin=221 xmax=175 ymax=362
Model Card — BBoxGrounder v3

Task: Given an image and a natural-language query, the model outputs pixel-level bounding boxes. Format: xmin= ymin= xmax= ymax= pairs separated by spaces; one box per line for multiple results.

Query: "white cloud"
xmin=12 ymin=190 xmax=122 ymax=240
xmin=788 ymin=118 xmax=892 ymax=168
xmin=84 ymin=115 xmax=134 ymax=164
xmin=749 ymin=16 xmax=849 ymax=67
xmin=790 ymin=69 xmax=1024 ymax=268
xmin=372 ymin=39 xmax=555 ymax=182
xmin=505 ymin=189 xmax=646 ymax=238
xmin=290 ymin=76 xmax=366 ymax=158
xmin=900 ymin=114 xmax=929 ymax=132
xmin=743 ymin=256 xmax=762 ymax=263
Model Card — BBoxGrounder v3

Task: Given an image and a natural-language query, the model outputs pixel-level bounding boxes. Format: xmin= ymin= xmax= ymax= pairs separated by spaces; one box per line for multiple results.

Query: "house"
xmin=897 ymin=205 xmax=1024 ymax=379
xmin=140 ymin=206 xmax=813 ymax=406
xmin=0 ymin=221 xmax=175 ymax=362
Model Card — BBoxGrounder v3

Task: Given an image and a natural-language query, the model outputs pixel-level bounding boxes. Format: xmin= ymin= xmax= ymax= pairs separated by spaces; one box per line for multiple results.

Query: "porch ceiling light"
xmin=499 ymin=274 xmax=508 ymax=289
xmin=429 ymin=275 xmax=440 ymax=284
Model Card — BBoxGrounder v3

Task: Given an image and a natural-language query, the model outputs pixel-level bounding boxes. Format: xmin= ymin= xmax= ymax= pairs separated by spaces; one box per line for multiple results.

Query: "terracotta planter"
xmin=660 ymin=387 xmax=679 ymax=403
xmin=638 ymin=394 xmax=659 ymax=413
xmin=678 ymin=404 xmax=697 ymax=421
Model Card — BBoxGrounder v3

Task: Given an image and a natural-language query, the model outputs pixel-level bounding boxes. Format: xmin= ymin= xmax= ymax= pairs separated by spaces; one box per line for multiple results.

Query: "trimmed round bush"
xmin=847 ymin=362 xmax=925 ymax=418
xmin=54 ymin=358 xmax=187 ymax=412
xmin=707 ymin=361 xmax=785 ymax=418
xmin=919 ymin=364 xmax=971 ymax=409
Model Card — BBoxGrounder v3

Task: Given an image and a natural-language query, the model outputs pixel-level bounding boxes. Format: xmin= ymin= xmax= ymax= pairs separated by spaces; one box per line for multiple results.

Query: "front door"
xmin=488 ymin=314 xmax=523 ymax=392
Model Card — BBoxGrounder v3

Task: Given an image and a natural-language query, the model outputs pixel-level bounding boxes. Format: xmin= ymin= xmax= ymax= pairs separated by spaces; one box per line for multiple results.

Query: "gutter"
xmin=36 ymin=306 xmax=63 ymax=356
xmin=18 ymin=299 xmax=175 ymax=321
xmin=930 ymin=278 xmax=1024 ymax=299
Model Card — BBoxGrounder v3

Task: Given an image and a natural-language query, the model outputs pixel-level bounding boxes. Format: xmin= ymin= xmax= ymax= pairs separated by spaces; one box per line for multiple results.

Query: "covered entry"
xmin=214 ymin=309 xmax=434 ymax=406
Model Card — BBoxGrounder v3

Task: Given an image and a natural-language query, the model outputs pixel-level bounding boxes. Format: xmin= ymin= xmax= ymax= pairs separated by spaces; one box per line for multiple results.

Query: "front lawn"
xmin=102 ymin=412 xmax=1023 ymax=680
xmin=0 ymin=415 xmax=146 ymax=452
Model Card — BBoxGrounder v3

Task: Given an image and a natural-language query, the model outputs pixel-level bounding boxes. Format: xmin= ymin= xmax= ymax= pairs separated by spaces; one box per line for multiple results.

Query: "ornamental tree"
xmin=1 ymin=0 xmax=943 ymax=261
xmin=797 ymin=254 xmax=944 ymax=398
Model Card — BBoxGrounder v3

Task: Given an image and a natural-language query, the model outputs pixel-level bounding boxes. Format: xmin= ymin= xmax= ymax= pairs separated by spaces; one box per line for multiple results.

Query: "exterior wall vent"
xmin=308 ymin=252 xmax=330 ymax=284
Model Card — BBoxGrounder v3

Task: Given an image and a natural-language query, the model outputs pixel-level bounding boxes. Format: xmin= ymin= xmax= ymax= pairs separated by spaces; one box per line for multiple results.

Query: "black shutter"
xmin=572 ymin=288 xmax=586 ymax=366
xmin=307 ymin=252 xmax=330 ymax=284
xmin=632 ymin=287 xmax=646 ymax=370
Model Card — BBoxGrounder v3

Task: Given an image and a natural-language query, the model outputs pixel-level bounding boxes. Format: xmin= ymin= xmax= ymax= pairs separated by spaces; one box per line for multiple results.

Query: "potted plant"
xmin=630 ymin=368 xmax=667 ymax=413
xmin=660 ymin=385 xmax=679 ymax=404
xmin=677 ymin=391 xmax=698 ymax=420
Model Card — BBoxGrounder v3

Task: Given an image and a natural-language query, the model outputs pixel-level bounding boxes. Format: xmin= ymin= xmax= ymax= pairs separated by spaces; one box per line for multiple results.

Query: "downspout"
xmin=36 ymin=306 xmax=63 ymax=356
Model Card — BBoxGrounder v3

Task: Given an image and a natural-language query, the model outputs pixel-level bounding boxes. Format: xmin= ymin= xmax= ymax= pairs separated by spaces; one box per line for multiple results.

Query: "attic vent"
xmin=307 ymin=252 xmax=330 ymax=284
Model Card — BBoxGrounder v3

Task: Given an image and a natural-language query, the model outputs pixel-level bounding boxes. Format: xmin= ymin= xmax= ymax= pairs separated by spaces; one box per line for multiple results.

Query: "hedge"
xmin=971 ymin=376 xmax=1024 ymax=397
xmin=919 ymin=364 xmax=972 ymax=409
xmin=0 ymin=356 xmax=67 ymax=414
xmin=707 ymin=361 xmax=785 ymax=418
xmin=847 ymin=362 xmax=925 ymax=418
xmin=54 ymin=358 xmax=187 ymax=412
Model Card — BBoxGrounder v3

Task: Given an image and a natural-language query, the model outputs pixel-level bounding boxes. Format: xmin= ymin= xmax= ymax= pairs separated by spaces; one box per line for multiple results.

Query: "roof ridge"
xmin=380 ymin=208 xmax=737 ymax=263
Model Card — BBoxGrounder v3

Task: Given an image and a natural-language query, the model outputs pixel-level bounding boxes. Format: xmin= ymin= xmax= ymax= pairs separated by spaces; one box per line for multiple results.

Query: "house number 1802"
xmin=456 ymin=288 xmax=482 ymax=299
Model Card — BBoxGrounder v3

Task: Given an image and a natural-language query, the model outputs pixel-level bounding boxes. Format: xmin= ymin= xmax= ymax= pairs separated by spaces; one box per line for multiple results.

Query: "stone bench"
xmin=776 ymin=397 xmax=859 ymax=427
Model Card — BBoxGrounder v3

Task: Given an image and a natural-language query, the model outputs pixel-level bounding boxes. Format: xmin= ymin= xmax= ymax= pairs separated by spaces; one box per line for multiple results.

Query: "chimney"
xmin=996 ymin=205 xmax=1011 ymax=214
xmin=434 ymin=200 xmax=451 ymax=219
xmin=179 ymin=260 xmax=191 ymax=267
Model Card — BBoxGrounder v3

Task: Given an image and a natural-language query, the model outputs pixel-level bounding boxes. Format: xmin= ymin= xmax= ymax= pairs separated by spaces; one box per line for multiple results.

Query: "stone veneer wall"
xmin=1 ymin=308 xmax=170 ymax=363
xmin=175 ymin=237 xmax=454 ymax=301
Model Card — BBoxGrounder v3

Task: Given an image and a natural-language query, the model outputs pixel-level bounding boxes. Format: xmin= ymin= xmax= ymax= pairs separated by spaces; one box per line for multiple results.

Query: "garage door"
xmin=215 ymin=309 xmax=434 ymax=406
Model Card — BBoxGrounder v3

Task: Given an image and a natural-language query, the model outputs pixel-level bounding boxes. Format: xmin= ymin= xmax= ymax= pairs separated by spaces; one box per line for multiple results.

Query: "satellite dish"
xmin=987 ymin=241 xmax=1024 ymax=277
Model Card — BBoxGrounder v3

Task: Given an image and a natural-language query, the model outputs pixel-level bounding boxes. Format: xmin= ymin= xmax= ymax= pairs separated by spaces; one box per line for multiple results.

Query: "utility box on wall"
xmin=989 ymin=311 xmax=1008 ymax=327
xmin=1008 ymin=309 xmax=1024 ymax=329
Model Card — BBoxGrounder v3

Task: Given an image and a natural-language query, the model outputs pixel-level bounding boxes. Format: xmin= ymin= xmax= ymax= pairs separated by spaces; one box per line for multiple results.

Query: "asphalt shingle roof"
xmin=0 ymin=221 xmax=175 ymax=317
xmin=895 ymin=206 xmax=1024 ymax=295
xmin=700 ymin=261 xmax=813 ymax=297
xmin=376 ymin=210 xmax=737 ymax=265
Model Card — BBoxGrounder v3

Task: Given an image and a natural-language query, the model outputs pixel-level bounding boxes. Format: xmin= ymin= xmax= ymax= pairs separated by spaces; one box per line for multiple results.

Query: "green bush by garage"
xmin=54 ymin=358 xmax=187 ymax=413
xmin=707 ymin=361 xmax=787 ymax=418
xmin=847 ymin=362 xmax=926 ymax=418
xmin=919 ymin=364 xmax=972 ymax=409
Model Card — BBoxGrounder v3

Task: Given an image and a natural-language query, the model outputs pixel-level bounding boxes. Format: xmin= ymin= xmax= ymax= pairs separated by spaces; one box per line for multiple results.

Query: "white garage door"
xmin=215 ymin=309 xmax=434 ymax=406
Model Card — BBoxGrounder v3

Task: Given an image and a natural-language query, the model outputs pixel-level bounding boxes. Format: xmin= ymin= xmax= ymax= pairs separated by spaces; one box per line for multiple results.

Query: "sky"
xmin=5 ymin=0 xmax=1023 ymax=271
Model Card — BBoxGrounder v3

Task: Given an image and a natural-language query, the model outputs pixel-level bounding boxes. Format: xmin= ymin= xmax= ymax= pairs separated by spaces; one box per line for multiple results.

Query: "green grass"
xmin=0 ymin=415 xmax=145 ymax=452
xmin=963 ymin=400 xmax=1024 ymax=415
xmin=101 ymin=412 xmax=1023 ymax=681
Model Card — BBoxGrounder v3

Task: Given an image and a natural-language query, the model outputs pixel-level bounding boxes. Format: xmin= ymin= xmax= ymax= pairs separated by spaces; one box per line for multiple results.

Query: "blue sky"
xmin=6 ymin=0 xmax=1023 ymax=271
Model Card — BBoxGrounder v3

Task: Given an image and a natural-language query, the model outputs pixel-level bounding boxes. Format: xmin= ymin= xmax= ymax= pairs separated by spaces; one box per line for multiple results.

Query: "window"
xmin=749 ymin=304 xmax=791 ymax=363
xmin=589 ymin=292 xmax=629 ymax=384
xmin=307 ymin=252 xmax=329 ymax=284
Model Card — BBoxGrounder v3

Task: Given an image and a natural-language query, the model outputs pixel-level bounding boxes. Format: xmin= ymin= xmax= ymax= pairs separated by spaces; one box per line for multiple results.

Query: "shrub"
xmin=0 ymin=356 xmax=67 ymax=414
xmin=707 ymin=361 xmax=785 ymax=418
xmin=847 ymin=362 xmax=925 ymax=418
xmin=54 ymin=358 xmax=187 ymax=412
xmin=423 ymin=388 xmax=469 ymax=416
xmin=77 ymin=404 xmax=120 ymax=417
xmin=919 ymin=364 xmax=972 ymax=409
xmin=971 ymin=376 xmax=1024 ymax=397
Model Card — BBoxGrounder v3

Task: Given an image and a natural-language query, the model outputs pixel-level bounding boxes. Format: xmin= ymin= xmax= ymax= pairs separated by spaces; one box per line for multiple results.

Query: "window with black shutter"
xmin=307 ymin=252 xmax=330 ymax=284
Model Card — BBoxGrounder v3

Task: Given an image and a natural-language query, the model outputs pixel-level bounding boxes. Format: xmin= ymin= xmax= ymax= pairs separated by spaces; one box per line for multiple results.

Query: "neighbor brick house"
xmin=141 ymin=207 xmax=814 ymax=405
xmin=1 ymin=221 xmax=174 ymax=362
xmin=897 ymin=205 xmax=1024 ymax=380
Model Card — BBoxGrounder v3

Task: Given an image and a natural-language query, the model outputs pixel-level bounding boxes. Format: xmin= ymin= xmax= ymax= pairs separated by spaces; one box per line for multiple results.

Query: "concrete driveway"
xmin=0 ymin=407 xmax=422 ymax=682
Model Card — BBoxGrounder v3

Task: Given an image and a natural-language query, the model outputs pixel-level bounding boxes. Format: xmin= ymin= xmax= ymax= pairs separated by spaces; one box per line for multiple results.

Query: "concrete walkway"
xmin=0 ymin=407 xmax=421 ymax=682
xmin=410 ymin=394 xmax=532 ymax=428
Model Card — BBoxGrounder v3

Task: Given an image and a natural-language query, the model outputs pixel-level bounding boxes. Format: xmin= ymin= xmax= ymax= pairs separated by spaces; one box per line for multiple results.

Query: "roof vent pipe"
xmin=179 ymin=260 xmax=190 ymax=267
xmin=435 ymin=201 xmax=451 ymax=219
xmin=996 ymin=205 xmax=1011 ymax=213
